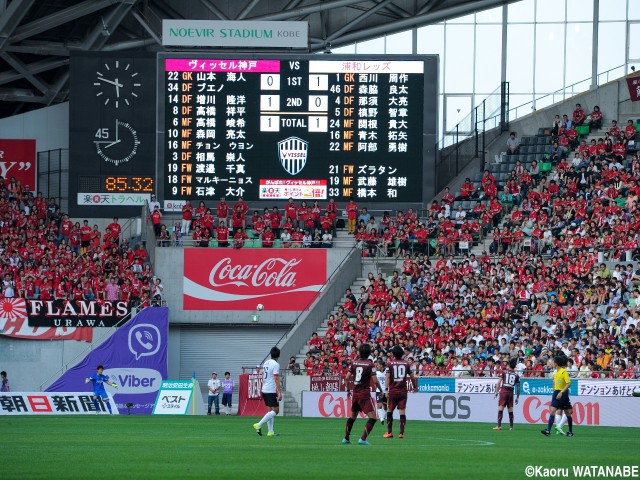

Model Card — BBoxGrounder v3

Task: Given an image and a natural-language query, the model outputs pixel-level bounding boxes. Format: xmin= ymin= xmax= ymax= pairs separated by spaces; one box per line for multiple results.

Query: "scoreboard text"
xmin=160 ymin=55 xmax=438 ymax=203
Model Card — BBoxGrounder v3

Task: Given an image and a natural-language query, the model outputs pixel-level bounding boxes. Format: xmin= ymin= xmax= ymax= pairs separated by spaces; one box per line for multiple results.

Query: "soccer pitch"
xmin=2 ymin=416 xmax=637 ymax=479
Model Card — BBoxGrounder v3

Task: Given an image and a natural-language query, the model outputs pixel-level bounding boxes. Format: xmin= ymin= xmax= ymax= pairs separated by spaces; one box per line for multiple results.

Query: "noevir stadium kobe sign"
xmin=162 ymin=20 xmax=308 ymax=48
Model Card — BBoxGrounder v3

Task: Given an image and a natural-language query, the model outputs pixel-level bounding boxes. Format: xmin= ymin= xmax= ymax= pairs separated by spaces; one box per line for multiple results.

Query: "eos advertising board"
xmin=301 ymin=391 xmax=640 ymax=427
xmin=183 ymin=249 xmax=327 ymax=310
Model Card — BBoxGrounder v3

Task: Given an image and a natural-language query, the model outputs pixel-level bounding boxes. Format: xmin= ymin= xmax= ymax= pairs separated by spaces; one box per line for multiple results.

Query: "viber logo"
xmin=128 ymin=324 xmax=161 ymax=360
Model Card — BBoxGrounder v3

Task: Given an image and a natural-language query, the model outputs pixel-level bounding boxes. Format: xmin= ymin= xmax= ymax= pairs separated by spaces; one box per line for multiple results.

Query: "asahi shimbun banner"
xmin=183 ymin=249 xmax=327 ymax=310
xmin=301 ymin=391 xmax=640 ymax=427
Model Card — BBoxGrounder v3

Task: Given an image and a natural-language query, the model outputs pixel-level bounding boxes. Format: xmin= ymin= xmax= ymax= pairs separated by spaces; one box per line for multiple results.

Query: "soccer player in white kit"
xmin=375 ymin=359 xmax=388 ymax=424
xmin=253 ymin=347 xmax=282 ymax=437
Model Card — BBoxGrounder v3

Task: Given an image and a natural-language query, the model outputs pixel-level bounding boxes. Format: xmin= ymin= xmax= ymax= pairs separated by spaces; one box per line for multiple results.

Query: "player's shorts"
xmin=222 ymin=393 xmax=232 ymax=406
xmin=498 ymin=388 xmax=514 ymax=408
xmin=262 ymin=392 xmax=279 ymax=408
xmin=387 ymin=393 xmax=407 ymax=411
xmin=351 ymin=392 xmax=375 ymax=415
xmin=376 ymin=392 xmax=387 ymax=405
xmin=551 ymin=390 xmax=572 ymax=410
xmin=93 ymin=390 xmax=108 ymax=400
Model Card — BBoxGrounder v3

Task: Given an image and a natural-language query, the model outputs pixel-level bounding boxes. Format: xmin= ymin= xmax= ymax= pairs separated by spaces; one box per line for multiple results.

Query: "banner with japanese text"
xmin=0 ymin=392 xmax=118 ymax=415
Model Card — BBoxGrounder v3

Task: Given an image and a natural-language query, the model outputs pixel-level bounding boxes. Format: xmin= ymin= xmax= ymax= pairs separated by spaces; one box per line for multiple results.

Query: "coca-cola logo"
xmin=208 ymin=258 xmax=300 ymax=288
xmin=183 ymin=249 xmax=326 ymax=310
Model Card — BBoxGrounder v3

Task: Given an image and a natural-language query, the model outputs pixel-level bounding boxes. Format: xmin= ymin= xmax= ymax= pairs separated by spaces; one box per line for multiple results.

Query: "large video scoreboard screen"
xmin=159 ymin=55 xmax=438 ymax=204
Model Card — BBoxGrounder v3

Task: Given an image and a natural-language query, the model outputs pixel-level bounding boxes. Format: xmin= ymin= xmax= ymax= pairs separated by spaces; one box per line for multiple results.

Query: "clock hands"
xmin=97 ymin=76 xmax=123 ymax=98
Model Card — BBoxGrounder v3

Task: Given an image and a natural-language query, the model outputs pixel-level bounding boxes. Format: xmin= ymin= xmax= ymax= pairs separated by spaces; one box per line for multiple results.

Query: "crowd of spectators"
xmin=0 ymin=182 xmax=159 ymax=307
xmin=300 ymin=105 xmax=640 ymax=379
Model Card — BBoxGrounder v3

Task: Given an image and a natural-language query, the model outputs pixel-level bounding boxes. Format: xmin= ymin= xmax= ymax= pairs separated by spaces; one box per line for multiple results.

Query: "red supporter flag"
xmin=627 ymin=73 xmax=640 ymax=102
xmin=0 ymin=298 xmax=92 ymax=342
xmin=183 ymin=249 xmax=327 ymax=310
xmin=0 ymin=139 xmax=37 ymax=191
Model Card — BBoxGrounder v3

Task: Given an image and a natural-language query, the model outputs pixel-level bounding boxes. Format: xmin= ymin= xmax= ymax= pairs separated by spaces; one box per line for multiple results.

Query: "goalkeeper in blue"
xmin=86 ymin=365 xmax=118 ymax=414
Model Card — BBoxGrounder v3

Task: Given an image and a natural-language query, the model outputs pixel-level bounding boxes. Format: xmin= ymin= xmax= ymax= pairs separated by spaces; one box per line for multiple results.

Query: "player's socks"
xmin=508 ymin=412 xmax=514 ymax=429
xmin=566 ymin=415 xmax=573 ymax=433
xmin=106 ymin=402 xmax=112 ymax=414
xmin=497 ymin=410 xmax=503 ymax=428
xmin=546 ymin=414 xmax=554 ymax=432
xmin=361 ymin=418 xmax=376 ymax=441
xmin=386 ymin=412 xmax=393 ymax=434
xmin=399 ymin=414 xmax=406 ymax=435
xmin=257 ymin=410 xmax=276 ymax=427
xmin=558 ymin=413 xmax=567 ymax=428
xmin=378 ymin=408 xmax=385 ymax=424
xmin=92 ymin=399 xmax=99 ymax=411
xmin=267 ymin=417 xmax=274 ymax=434
xmin=345 ymin=417 xmax=355 ymax=441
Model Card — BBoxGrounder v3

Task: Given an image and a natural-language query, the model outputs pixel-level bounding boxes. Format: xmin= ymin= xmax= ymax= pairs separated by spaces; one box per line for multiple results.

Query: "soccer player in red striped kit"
xmin=342 ymin=343 xmax=382 ymax=445
xmin=384 ymin=346 xmax=418 ymax=438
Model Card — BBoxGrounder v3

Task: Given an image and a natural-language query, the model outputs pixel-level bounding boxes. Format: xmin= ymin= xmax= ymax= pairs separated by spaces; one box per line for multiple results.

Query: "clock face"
xmin=94 ymin=119 xmax=141 ymax=166
xmin=93 ymin=60 xmax=142 ymax=108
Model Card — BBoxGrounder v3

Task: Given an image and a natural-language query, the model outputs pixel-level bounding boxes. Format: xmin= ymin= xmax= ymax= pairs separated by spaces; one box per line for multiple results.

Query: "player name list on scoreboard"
xmin=163 ymin=57 xmax=426 ymax=202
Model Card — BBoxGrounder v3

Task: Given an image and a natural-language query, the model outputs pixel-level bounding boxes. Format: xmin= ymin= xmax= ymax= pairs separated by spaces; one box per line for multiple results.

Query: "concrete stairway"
xmin=282 ymin=390 xmax=301 ymax=416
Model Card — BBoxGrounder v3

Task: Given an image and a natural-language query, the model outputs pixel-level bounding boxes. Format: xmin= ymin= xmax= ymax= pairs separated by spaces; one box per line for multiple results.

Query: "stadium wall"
xmin=0 ymin=102 xmax=68 ymax=151
xmin=0 ymin=336 xmax=89 ymax=391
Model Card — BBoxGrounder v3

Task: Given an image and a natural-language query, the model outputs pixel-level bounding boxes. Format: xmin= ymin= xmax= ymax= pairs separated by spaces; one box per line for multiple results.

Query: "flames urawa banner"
xmin=183 ymin=249 xmax=327 ymax=310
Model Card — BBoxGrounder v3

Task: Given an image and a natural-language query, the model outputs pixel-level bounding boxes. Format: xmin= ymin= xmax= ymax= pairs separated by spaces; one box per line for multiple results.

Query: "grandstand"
xmin=0 ymin=0 xmax=639 ymax=433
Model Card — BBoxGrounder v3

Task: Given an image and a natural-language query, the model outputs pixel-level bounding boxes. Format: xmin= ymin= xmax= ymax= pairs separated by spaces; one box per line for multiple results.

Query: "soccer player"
xmin=253 ymin=347 xmax=282 ymax=437
xmin=541 ymin=355 xmax=574 ymax=437
xmin=384 ymin=346 xmax=418 ymax=439
xmin=492 ymin=358 xmax=520 ymax=430
xmin=85 ymin=365 xmax=117 ymax=414
xmin=342 ymin=343 xmax=382 ymax=445
xmin=374 ymin=359 xmax=387 ymax=424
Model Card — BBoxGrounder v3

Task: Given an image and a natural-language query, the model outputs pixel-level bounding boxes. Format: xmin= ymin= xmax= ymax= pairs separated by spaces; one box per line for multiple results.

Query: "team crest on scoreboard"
xmin=278 ymin=136 xmax=308 ymax=175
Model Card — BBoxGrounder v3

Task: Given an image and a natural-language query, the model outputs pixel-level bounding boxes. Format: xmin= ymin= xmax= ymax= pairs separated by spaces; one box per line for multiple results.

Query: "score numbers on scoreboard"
xmin=161 ymin=56 xmax=435 ymax=203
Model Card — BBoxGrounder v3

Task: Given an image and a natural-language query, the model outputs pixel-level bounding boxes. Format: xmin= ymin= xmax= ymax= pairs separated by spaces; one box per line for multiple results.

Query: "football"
xmin=256 ymin=304 xmax=264 ymax=311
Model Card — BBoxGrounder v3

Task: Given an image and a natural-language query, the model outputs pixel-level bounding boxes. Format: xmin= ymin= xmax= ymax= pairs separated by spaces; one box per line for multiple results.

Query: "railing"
xmin=508 ymin=64 xmax=628 ymax=121
xmin=259 ymin=246 xmax=360 ymax=365
xmin=436 ymin=82 xmax=509 ymax=192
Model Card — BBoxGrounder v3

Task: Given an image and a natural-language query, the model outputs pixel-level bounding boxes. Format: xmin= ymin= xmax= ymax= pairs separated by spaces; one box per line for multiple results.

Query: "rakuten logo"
xmin=208 ymin=257 xmax=300 ymax=289
xmin=522 ymin=396 xmax=600 ymax=425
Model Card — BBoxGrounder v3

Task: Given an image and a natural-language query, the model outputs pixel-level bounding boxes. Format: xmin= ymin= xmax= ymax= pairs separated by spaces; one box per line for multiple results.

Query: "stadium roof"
xmin=0 ymin=0 xmax=520 ymax=118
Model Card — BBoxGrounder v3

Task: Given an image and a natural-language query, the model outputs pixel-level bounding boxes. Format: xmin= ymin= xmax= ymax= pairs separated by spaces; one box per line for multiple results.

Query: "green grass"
xmin=2 ymin=416 xmax=638 ymax=479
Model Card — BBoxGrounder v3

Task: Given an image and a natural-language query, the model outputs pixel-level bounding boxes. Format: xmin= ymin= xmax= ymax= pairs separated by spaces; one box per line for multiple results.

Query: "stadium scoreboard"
xmin=159 ymin=54 xmax=438 ymax=204
xmin=68 ymin=53 xmax=437 ymax=215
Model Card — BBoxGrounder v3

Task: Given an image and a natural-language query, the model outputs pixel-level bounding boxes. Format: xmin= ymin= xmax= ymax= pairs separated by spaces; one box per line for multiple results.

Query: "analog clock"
xmin=93 ymin=119 xmax=141 ymax=166
xmin=94 ymin=60 xmax=142 ymax=108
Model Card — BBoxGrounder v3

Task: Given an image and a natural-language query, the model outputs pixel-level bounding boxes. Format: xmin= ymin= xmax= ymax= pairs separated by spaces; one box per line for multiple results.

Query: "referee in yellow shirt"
xmin=541 ymin=355 xmax=574 ymax=437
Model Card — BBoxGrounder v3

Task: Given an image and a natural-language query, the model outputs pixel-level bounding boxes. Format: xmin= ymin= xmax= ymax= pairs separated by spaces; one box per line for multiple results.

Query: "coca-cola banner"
xmin=183 ymin=249 xmax=327 ymax=310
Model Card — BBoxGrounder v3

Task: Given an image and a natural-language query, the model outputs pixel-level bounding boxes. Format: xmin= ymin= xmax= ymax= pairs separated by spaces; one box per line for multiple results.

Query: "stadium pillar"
xmin=591 ymin=0 xmax=599 ymax=90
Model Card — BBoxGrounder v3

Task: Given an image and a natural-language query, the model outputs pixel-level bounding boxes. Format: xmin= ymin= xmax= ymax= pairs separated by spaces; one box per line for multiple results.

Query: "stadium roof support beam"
xmin=0 ymin=88 xmax=45 ymax=103
xmin=4 ymin=41 xmax=72 ymax=56
xmin=379 ymin=1 xmax=412 ymax=19
xmin=131 ymin=10 xmax=161 ymax=45
xmin=9 ymin=0 xmax=120 ymax=43
xmin=0 ymin=0 xmax=36 ymax=49
xmin=152 ymin=0 xmax=183 ymax=20
xmin=101 ymin=37 xmax=158 ymax=51
xmin=199 ymin=0 xmax=229 ymax=20
xmin=416 ymin=0 xmax=444 ymax=15
xmin=236 ymin=0 xmax=262 ymax=20
xmin=0 ymin=52 xmax=50 ymax=94
xmin=312 ymin=0 xmax=516 ymax=48
xmin=0 ymin=57 xmax=68 ymax=86
xmin=82 ymin=0 xmax=138 ymax=51
xmin=249 ymin=0 xmax=370 ymax=22
xmin=327 ymin=0 xmax=395 ymax=42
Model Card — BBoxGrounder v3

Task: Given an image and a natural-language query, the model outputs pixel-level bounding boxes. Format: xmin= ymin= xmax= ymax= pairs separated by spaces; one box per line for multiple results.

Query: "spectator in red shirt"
xmin=572 ymin=103 xmax=585 ymax=125
xmin=587 ymin=105 xmax=603 ymax=129
xmin=181 ymin=200 xmax=194 ymax=235
xmin=217 ymin=196 xmax=229 ymax=221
